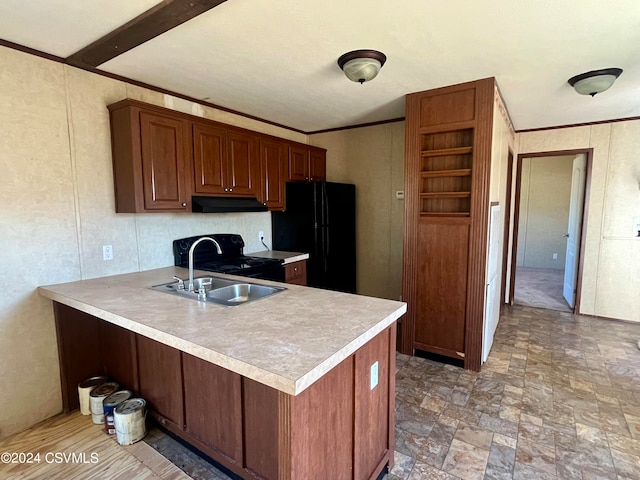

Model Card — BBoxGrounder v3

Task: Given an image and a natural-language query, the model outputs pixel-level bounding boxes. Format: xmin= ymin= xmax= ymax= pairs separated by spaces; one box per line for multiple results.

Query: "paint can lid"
xmin=90 ymin=382 xmax=119 ymax=398
xmin=78 ymin=376 xmax=107 ymax=389
xmin=115 ymin=398 xmax=146 ymax=415
xmin=103 ymin=390 xmax=132 ymax=407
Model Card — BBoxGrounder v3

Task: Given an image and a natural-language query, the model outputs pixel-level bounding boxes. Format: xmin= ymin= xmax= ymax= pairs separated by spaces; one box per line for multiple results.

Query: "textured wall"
xmin=310 ymin=122 xmax=405 ymax=301
xmin=0 ymin=46 xmax=307 ymax=439
xmin=518 ymin=123 xmax=640 ymax=321
xmin=516 ymin=156 xmax=574 ymax=269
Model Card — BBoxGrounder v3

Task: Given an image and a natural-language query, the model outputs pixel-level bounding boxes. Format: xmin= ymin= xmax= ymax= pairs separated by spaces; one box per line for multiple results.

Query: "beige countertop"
xmin=38 ymin=267 xmax=405 ymax=396
xmin=248 ymin=250 xmax=309 ymax=264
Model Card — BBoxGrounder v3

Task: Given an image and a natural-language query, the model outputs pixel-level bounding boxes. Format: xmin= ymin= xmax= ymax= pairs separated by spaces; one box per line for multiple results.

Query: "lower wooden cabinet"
xmin=284 ymin=260 xmax=307 ymax=286
xmin=182 ymin=353 xmax=243 ymax=464
xmin=136 ymin=335 xmax=184 ymax=430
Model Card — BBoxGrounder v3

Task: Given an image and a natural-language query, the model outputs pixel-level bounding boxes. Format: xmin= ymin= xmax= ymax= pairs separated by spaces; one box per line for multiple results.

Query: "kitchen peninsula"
xmin=38 ymin=267 xmax=406 ymax=480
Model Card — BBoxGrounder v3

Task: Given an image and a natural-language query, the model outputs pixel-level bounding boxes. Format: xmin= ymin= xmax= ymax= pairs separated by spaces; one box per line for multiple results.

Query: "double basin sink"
xmin=151 ymin=276 xmax=286 ymax=307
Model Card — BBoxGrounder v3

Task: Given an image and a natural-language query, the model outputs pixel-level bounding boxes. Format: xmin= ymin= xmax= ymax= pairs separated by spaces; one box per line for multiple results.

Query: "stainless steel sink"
xmin=150 ymin=276 xmax=285 ymax=306
xmin=206 ymin=283 xmax=285 ymax=306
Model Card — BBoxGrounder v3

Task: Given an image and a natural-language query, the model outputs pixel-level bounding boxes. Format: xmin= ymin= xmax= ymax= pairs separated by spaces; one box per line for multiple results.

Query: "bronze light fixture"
xmin=337 ymin=50 xmax=387 ymax=84
xmin=568 ymin=68 xmax=623 ymax=97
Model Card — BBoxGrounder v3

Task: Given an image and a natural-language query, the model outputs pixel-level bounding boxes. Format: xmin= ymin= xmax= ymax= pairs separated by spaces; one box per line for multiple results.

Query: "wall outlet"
xmin=258 ymin=231 xmax=264 ymax=242
xmin=395 ymin=191 xmax=405 ymax=200
xmin=103 ymin=245 xmax=113 ymax=261
xmin=552 ymin=253 xmax=558 ymax=260
xmin=370 ymin=361 xmax=379 ymax=390
xmin=634 ymin=217 xmax=640 ymax=238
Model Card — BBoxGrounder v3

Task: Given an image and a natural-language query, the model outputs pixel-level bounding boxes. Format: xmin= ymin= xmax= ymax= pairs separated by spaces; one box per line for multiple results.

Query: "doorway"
xmin=508 ymin=149 xmax=592 ymax=313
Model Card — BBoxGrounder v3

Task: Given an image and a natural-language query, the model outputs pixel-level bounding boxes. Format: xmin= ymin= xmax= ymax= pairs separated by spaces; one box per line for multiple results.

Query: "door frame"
xmin=500 ymin=149 xmax=514 ymax=305
xmin=507 ymin=148 xmax=593 ymax=313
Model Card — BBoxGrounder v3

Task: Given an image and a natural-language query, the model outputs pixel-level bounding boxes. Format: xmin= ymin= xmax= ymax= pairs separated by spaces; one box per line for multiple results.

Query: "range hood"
xmin=191 ymin=196 xmax=268 ymax=213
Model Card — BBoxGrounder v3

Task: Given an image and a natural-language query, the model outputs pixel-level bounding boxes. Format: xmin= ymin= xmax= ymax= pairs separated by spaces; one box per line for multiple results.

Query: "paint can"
xmin=114 ymin=398 xmax=147 ymax=445
xmin=89 ymin=381 xmax=119 ymax=425
xmin=77 ymin=376 xmax=107 ymax=416
xmin=102 ymin=390 xmax=132 ymax=435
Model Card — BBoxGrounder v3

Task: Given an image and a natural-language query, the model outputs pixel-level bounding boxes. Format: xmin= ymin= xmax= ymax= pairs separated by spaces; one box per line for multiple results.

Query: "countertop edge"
xmin=248 ymin=250 xmax=310 ymax=264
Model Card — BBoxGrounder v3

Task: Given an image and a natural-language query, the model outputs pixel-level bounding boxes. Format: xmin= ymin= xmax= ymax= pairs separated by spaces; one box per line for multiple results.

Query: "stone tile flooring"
xmin=147 ymin=305 xmax=640 ymax=479
xmin=390 ymin=305 xmax=640 ymax=480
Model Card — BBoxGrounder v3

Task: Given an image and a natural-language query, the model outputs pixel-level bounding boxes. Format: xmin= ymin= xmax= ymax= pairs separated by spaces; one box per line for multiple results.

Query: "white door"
xmin=562 ymin=154 xmax=587 ymax=308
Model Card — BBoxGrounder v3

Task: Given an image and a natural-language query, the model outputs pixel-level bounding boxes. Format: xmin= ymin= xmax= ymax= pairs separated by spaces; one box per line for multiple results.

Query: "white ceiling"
xmin=1 ymin=0 xmax=639 ymax=132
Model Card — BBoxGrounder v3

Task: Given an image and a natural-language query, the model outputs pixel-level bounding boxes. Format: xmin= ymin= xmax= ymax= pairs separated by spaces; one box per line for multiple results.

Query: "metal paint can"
xmin=114 ymin=398 xmax=147 ymax=445
xmin=77 ymin=376 xmax=107 ymax=416
xmin=89 ymin=381 xmax=119 ymax=425
xmin=102 ymin=390 xmax=132 ymax=435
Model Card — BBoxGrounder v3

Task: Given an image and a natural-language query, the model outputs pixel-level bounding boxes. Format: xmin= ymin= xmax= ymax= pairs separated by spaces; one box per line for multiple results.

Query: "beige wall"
xmin=0 ymin=46 xmax=307 ymax=439
xmin=518 ymin=123 xmax=640 ymax=321
xmin=516 ymin=156 xmax=573 ymax=269
xmin=310 ymin=122 xmax=405 ymax=301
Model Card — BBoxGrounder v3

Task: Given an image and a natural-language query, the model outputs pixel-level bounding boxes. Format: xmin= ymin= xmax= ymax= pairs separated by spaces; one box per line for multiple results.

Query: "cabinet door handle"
xmin=224 ymin=188 xmax=228 ymax=192
xmin=229 ymin=188 xmax=233 ymax=192
xmin=181 ymin=202 xmax=187 ymax=207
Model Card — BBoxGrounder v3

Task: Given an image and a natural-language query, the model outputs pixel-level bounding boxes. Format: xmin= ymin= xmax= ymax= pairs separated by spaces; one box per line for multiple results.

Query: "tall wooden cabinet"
xmin=401 ymin=78 xmax=494 ymax=370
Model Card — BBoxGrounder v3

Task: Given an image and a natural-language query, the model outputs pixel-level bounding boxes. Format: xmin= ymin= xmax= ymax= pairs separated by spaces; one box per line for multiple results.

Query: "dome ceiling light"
xmin=567 ymin=68 xmax=623 ymax=97
xmin=337 ymin=50 xmax=387 ymax=84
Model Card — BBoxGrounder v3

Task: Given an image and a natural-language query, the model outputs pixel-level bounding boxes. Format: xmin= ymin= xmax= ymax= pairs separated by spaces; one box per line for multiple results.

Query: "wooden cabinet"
xmin=109 ymin=101 xmax=190 ymax=213
xmin=182 ymin=353 xmax=243 ymax=464
xmin=193 ymin=123 xmax=259 ymax=197
xmin=259 ymin=139 xmax=288 ymax=210
xmin=136 ymin=335 xmax=184 ymax=430
xmin=402 ymin=78 xmax=494 ymax=370
xmin=285 ymin=260 xmax=307 ymax=286
xmin=288 ymin=145 xmax=326 ymax=182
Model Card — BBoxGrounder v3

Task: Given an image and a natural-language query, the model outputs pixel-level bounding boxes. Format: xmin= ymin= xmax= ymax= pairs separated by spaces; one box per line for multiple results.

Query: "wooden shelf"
xmin=420 ymin=212 xmax=470 ymax=217
xmin=420 ymin=192 xmax=471 ymax=199
xmin=421 ymin=146 xmax=472 ymax=157
xmin=421 ymin=169 xmax=471 ymax=178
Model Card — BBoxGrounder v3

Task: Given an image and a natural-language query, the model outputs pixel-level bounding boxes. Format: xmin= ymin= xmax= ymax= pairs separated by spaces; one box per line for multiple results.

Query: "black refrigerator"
xmin=272 ymin=182 xmax=356 ymax=293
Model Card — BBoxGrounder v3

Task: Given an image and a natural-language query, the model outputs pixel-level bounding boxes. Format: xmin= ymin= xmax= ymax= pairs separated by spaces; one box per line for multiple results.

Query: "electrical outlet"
xmin=370 ymin=361 xmax=379 ymax=390
xmin=258 ymin=231 xmax=264 ymax=241
xmin=552 ymin=253 xmax=558 ymax=260
xmin=103 ymin=245 xmax=113 ymax=261
xmin=633 ymin=217 xmax=640 ymax=238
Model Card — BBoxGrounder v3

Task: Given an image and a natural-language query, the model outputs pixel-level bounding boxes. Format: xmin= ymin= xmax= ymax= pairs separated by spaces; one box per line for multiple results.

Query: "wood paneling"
xmin=242 ymin=378 xmax=280 ymax=479
xmin=136 ymin=335 xmax=184 ymax=430
xmin=419 ymin=88 xmax=476 ymax=127
xmin=53 ymin=303 xmax=102 ymax=412
xmin=193 ymin=122 xmax=226 ymax=194
xmin=99 ymin=321 xmax=138 ymax=392
xmin=182 ymin=353 xmax=243 ymax=463
xmin=354 ymin=328 xmax=390 ymax=480
xmin=415 ymin=222 xmax=469 ymax=354
xmin=290 ymin=357 xmax=354 ymax=480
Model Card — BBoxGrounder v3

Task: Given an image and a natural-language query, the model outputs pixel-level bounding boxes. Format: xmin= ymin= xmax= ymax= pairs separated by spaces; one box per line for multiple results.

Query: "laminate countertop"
xmin=38 ymin=267 xmax=405 ymax=396
xmin=247 ymin=250 xmax=309 ymax=264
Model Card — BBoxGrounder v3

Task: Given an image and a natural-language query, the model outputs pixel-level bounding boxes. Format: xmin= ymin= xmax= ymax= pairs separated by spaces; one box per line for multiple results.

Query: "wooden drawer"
xmin=285 ymin=260 xmax=307 ymax=286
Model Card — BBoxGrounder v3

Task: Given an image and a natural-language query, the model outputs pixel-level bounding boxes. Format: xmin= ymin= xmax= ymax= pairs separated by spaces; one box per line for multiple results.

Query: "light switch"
xmin=370 ymin=361 xmax=379 ymax=390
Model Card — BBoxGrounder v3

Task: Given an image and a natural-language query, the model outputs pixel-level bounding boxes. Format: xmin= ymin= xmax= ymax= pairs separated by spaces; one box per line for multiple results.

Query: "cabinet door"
xmin=227 ymin=130 xmax=259 ymax=196
xmin=285 ymin=260 xmax=307 ymax=285
xmin=193 ymin=123 xmax=226 ymax=195
xmin=182 ymin=353 xmax=243 ymax=464
xmin=260 ymin=139 xmax=287 ymax=210
xmin=136 ymin=335 xmax=184 ymax=430
xmin=288 ymin=145 xmax=309 ymax=181
xmin=139 ymin=111 xmax=189 ymax=210
xmin=309 ymin=147 xmax=326 ymax=182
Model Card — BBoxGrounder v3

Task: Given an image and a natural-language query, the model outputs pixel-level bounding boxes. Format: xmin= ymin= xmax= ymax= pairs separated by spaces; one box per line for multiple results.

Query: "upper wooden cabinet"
xmin=259 ymin=139 xmax=288 ymax=210
xmin=192 ymin=123 xmax=259 ymax=197
xmin=109 ymin=102 xmax=190 ymax=213
xmin=109 ymin=99 xmax=327 ymax=212
xmin=288 ymin=145 xmax=326 ymax=182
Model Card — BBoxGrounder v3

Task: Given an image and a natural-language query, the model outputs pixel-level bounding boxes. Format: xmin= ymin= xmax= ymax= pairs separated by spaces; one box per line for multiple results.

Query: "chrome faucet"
xmin=188 ymin=237 xmax=222 ymax=291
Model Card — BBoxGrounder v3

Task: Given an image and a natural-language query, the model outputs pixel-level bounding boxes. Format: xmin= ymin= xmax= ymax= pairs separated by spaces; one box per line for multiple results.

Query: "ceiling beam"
xmin=66 ymin=0 xmax=227 ymax=68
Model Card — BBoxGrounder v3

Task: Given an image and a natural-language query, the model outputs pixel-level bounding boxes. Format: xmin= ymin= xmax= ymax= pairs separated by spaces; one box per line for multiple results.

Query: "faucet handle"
xmin=172 ymin=276 xmax=185 ymax=290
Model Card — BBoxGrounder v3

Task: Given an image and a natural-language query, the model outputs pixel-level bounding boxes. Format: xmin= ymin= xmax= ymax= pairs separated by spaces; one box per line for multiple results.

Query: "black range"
xmin=173 ymin=234 xmax=285 ymax=282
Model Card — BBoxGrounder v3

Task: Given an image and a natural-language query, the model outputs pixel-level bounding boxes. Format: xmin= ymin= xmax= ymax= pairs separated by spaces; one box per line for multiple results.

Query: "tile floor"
xmin=514 ymin=267 xmax=572 ymax=313
xmin=145 ymin=305 xmax=640 ymax=479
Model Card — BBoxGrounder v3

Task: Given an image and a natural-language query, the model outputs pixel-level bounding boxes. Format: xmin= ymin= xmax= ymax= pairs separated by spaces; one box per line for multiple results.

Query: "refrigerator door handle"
xmin=323 ymin=226 xmax=329 ymax=273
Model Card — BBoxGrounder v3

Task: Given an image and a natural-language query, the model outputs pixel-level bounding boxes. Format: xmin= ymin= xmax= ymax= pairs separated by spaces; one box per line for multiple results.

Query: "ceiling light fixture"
xmin=567 ymin=68 xmax=623 ymax=97
xmin=337 ymin=50 xmax=387 ymax=84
